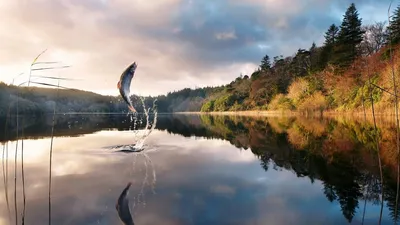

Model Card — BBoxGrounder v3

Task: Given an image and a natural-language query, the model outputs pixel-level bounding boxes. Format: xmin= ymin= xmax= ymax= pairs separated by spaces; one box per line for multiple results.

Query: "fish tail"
xmin=128 ymin=105 xmax=136 ymax=113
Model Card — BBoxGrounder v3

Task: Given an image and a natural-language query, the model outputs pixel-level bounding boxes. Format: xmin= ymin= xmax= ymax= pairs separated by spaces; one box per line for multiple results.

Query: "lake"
xmin=0 ymin=113 xmax=399 ymax=225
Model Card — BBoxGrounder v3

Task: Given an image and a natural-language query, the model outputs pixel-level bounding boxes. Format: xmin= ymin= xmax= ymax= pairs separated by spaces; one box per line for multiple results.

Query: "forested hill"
xmin=0 ymin=82 xmax=219 ymax=115
xmin=1 ymin=3 xmax=400 ymax=116
xmin=200 ymin=3 xmax=400 ymax=113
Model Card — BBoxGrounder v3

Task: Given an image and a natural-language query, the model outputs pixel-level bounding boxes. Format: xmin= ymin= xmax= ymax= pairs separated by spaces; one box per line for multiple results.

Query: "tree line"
xmin=0 ymin=82 xmax=218 ymax=115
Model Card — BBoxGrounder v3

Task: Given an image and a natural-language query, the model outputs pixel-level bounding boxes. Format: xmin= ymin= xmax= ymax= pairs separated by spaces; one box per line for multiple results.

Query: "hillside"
xmin=0 ymin=82 xmax=218 ymax=115
xmin=199 ymin=3 xmax=400 ymax=114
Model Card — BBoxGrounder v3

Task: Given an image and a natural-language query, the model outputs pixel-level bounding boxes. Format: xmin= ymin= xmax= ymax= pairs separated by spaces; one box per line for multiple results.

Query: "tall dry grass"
xmin=1 ymin=50 xmax=70 ymax=225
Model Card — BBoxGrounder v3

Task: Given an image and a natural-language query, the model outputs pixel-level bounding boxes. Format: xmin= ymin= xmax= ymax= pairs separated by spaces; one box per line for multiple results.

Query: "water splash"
xmin=129 ymin=151 xmax=157 ymax=212
xmin=134 ymin=98 xmax=158 ymax=150
xmin=107 ymin=98 xmax=158 ymax=153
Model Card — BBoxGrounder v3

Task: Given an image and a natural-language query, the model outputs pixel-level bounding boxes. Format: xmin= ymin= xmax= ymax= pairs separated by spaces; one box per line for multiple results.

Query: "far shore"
xmin=174 ymin=110 xmax=298 ymax=116
xmin=174 ymin=110 xmax=400 ymax=118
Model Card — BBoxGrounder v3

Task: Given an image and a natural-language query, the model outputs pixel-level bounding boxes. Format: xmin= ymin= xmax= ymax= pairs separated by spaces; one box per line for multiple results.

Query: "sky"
xmin=0 ymin=0 xmax=395 ymax=96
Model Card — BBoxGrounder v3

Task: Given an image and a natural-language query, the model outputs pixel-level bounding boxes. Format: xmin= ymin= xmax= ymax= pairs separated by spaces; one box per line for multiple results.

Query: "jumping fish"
xmin=116 ymin=182 xmax=135 ymax=225
xmin=118 ymin=62 xmax=137 ymax=113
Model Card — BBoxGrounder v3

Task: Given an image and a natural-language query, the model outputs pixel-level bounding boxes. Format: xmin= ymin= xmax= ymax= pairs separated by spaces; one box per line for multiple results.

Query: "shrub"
xmin=201 ymin=100 xmax=214 ymax=112
xmin=297 ymin=91 xmax=327 ymax=113
xmin=268 ymin=94 xmax=295 ymax=111
xmin=230 ymin=101 xmax=243 ymax=111
xmin=287 ymin=78 xmax=309 ymax=106
xmin=214 ymin=94 xmax=235 ymax=111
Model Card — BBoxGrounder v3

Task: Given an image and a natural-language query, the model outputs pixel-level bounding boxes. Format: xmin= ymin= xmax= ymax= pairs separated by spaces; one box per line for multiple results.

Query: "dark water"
xmin=0 ymin=113 xmax=399 ymax=224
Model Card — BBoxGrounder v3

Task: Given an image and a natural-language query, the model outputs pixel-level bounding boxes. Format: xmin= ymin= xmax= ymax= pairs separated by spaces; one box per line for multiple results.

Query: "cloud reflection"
xmin=0 ymin=128 xmax=393 ymax=224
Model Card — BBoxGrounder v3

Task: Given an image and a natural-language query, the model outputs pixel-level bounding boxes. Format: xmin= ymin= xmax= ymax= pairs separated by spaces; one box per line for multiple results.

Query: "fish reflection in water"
xmin=116 ymin=182 xmax=135 ymax=225
xmin=115 ymin=151 xmax=157 ymax=225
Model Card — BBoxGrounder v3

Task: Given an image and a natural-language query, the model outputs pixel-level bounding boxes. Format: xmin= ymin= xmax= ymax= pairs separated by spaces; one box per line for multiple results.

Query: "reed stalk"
xmin=21 ymin=117 xmax=26 ymax=225
xmin=368 ymin=60 xmax=384 ymax=225
xmin=2 ymin=100 xmax=12 ymax=223
xmin=13 ymin=91 xmax=19 ymax=225
xmin=48 ymin=78 xmax=59 ymax=225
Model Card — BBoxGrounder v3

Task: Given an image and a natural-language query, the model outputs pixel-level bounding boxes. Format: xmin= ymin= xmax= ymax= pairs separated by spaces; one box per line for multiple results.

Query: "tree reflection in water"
xmin=156 ymin=114 xmax=400 ymax=223
xmin=2 ymin=113 xmax=400 ymax=223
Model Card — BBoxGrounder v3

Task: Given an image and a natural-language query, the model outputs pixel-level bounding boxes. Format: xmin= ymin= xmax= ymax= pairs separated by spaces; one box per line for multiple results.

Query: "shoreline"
xmin=173 ymin=110 xmax=400 ymax=125
xmin=174 ymin=110 xmax=297 ymax=116
xmin=173 ymin=110 xmax=400 ymax=117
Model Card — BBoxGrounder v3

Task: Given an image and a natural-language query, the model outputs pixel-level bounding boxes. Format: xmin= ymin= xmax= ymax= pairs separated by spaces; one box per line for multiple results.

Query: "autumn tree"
xmin=333 ymin=3 xmax=365 ymax=69
xmin=388 ymin=4 xmax=400 ymax=45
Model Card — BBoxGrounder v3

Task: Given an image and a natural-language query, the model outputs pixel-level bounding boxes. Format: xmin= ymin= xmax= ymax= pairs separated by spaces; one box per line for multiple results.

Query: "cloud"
xmin=0 ymin=129 xmax=341 ymax=224
xmin=0 ymin=0 xmax=395 ymax=95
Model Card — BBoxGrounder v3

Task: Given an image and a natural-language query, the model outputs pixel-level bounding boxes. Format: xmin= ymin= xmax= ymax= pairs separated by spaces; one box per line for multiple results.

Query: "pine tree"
xmin=324 ymin=24 xmax=339 ymax=46
xmin=334 ymin=3 xmax=365 ymax=69
xmin=309 ymin=42 xmax=320 ymax=72
xmin=260 ymin=54 xmax=271 ymax=71
xmin=388 ymin=4 xmax=400 ymax=45
xmin=310 ymin=42 xmax=317 ymax=54
xmin=319 ymin=24 xmax=339 ymax=70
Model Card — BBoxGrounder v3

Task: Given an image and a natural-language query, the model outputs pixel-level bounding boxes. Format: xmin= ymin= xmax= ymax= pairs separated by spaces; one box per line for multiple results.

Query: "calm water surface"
xmin=0 ymin=114 xmax=398 ymax=224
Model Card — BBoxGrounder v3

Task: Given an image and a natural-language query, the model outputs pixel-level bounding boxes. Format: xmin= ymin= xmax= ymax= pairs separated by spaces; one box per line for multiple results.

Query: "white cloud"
xmin=215 ymin=30 xmax=237 ymax=40
xmin=0 ymin=0 xmax=394 ymax=96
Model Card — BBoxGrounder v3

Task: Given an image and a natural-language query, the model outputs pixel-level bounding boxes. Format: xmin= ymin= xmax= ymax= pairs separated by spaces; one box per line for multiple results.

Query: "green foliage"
xmin=305 ymin=75 xmax=324 ymax=93
xmin=213 ymin=94 xmax=235 ymax=111
xmin=201 ymin=100 xmax=214 ymax=112
xmin=326 ymin=95 xmax=336 ymax=109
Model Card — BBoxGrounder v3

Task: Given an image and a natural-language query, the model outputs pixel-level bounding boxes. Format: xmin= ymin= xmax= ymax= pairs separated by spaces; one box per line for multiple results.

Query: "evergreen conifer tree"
xmin=388 ymin=4 xmax=400 ymax=45
xmin=324 ymin=24 xmax=339 ymax=46
xmin=333 ymin=3 xmax=365 ymax=69
xmin=319 ymin=24 xmax=339 ymax=69
xmin=260 ymin=54 xmax=271 ymax=71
